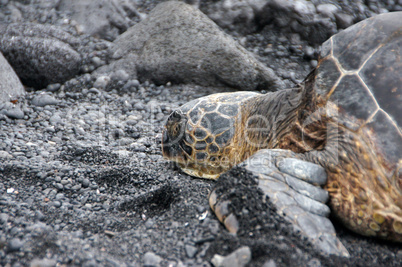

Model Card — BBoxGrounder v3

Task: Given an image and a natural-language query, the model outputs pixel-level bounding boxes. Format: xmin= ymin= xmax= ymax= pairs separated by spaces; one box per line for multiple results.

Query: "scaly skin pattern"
xmin=293 ymin=118 xmax=402 ymax=242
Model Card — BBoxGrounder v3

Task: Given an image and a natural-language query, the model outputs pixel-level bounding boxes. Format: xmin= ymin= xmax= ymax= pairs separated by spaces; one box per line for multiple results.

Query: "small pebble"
xmin=35 ymin=210 xmax=45 ymax=221
xmin=316 ymin=4 xmax=338 ymax=18
xmin=30 ymin=258 xmax=57 ymax=267
xmin=143 ymin=251 xmax=162 ymax=267
xmin=113 ymin=69 xmax=130 ymax=82
xmin=88 ymin=88 xmax=101 ymax=95
xmin=8 ymin=238 xmax=23 ymax=252
xmin=211 ymin=246 xmax=251 ymax=267
xmin=93 ymin=76 xmax=111 ymax=89
xmin=4 ymin=107 xmax=24 ymax=119
xmin=52 ymin=200 xmax=62 ymax=207
xmin=0 ymin=150 xmax=13 ymax=159
xmin=263 ymin=259 xmax=277 ymax=267
xmin=122 ymin=79 xmax=140 ymax=91
xmin=184 ymin=244 xmax=197 ymax=258
xmin=32 ymin=94 xmax=59 ymax=107
xmin=0 ymin=213 xmax=9 ymax=223
xmin=145 ymin=219 xmax=154 ymax=228
xmin=46 ymin=83 xmax=61 ymax=92
xmin=307 ymin=258 xmax=322 ymax=267
xmin=335 ymin=12 xmax=354 ymax=29
xmin=82 ymin=178 xmax=90 ymax=187
xmin=91 ymin=56 xmax=104 ymax=67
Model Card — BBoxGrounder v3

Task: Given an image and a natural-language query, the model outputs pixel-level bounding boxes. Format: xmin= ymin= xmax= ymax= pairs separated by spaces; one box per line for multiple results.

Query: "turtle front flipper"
xmin=209 ymin=149 xmax=350 ymax=257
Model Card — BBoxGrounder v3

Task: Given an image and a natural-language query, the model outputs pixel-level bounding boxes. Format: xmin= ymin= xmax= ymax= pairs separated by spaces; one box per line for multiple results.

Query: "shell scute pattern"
xmin=314 ymin=13 xmax=402 ymax=169
xmin=331 ymin=13 xmax=396 ymax=71
xmin=315 ymin=36 xmax=382 ymax=131
xmin=360 ymin=37 xmax=402 ymax=125
xmin=218 ymin=103 xmax=239 ymax=116
xmin=330 ymin=74 xmax=378 ymax=124
xmin=364 ymin=110 xmax=402 ymax=168
xmin=200 ymin=112 xmax=232 ymax=137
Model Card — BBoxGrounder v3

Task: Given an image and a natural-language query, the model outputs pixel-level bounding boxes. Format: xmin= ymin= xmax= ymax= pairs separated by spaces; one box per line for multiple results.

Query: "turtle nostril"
xmin=170 ymin=110 xmax=183 ymax=121
xmin=173 ymin=110 xmax=181 ymax=118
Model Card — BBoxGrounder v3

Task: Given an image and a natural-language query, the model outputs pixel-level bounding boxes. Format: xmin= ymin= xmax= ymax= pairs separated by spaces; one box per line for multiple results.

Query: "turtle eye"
xmin=173 ymin=125 xmax=180 ymax=136
xmin=165 ymin=110 xmax=188 ymax=144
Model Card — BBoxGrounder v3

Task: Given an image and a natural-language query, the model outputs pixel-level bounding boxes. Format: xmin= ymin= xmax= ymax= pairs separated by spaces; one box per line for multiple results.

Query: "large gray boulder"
xmin=109 ymin=1 xmax=285 ymax=91
xmin=0 ymin=23 xmax=82 ymax=90
xmin=0 ymin=52 xmax=25 ymax=104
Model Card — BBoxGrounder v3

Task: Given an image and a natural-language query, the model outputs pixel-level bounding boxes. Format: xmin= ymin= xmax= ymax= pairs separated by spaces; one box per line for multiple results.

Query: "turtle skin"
xmin=162 ymin=12 xmax=402 ymax=246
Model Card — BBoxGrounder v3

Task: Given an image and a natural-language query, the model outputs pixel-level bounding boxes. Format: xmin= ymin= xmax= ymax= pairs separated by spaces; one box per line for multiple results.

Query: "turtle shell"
xmin=311 ymin=12 xmax=402 ymax=170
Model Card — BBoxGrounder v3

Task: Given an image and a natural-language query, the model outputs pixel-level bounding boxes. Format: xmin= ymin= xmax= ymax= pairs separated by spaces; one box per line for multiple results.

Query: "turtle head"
xmin=162 ymin=110 xmax=191 ymax=163
xmin=162 ymin=107 xmax=232 ymax=180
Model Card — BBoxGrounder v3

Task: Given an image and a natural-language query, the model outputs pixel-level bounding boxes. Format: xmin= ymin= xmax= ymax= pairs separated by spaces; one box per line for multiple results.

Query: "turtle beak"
xmin=162 ymin=129 xmax=176 ymax=157
xmin=161 ymin=128 xmax=188 ymax=163
xmin=162 ymin=129 xmax=169 ymax=145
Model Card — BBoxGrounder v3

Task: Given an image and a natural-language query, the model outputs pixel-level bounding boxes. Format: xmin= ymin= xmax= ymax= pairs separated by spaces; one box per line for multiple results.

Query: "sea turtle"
xmin=162 ymin=11 xmax=402 ymax=248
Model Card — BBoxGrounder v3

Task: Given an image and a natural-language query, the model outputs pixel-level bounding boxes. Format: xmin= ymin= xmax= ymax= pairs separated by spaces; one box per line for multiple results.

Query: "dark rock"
xmin=0 ymin=52 xmax=25 ymax=103
xmin=0 ymin=23 xmax=82 ymax=89
xmin=111 ymin=1 xmax=285 ymax=91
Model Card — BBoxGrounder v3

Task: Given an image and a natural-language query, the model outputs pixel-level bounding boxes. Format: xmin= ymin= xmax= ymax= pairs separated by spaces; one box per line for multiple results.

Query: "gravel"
xmin=0 ymin=0 xmax=401 ymax=266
